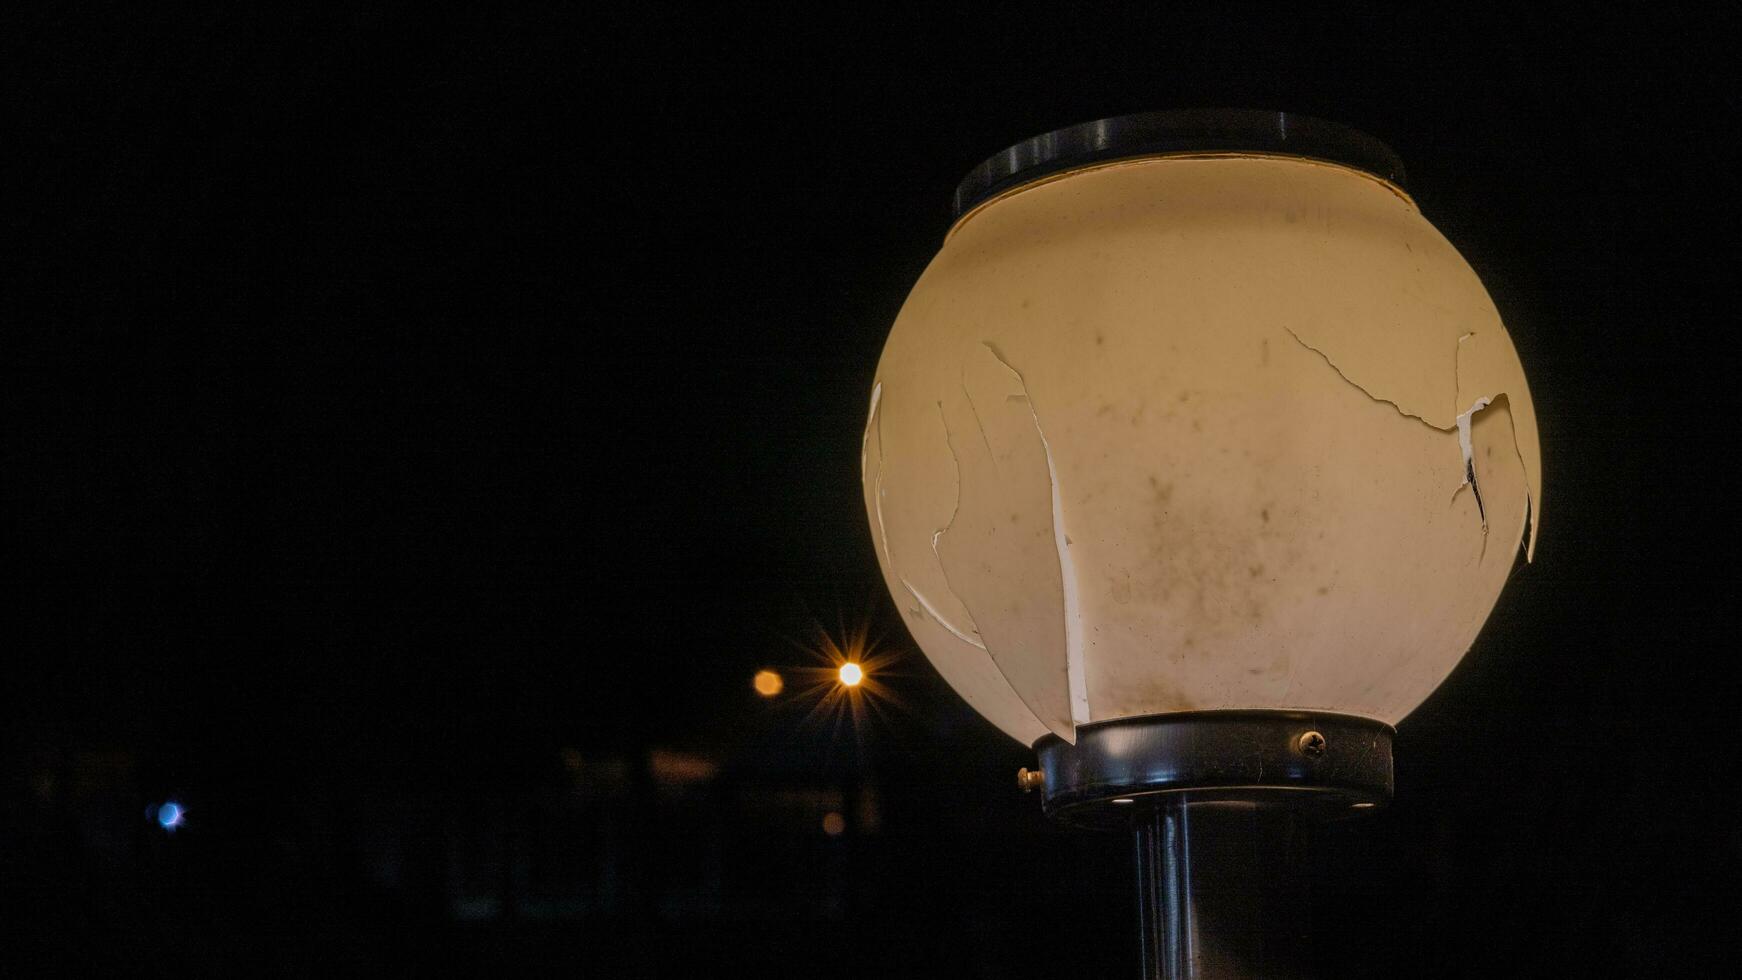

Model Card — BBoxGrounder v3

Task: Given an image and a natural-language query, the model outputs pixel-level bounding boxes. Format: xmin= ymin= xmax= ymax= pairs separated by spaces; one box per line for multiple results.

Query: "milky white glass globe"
xmin=862 ymin=153 xmax=1540 ymax=746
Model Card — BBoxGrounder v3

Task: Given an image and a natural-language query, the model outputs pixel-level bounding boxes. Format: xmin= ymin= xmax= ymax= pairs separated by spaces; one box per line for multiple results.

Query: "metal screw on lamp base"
xmin=1029 ymin=711 xmax=1395 ymax=980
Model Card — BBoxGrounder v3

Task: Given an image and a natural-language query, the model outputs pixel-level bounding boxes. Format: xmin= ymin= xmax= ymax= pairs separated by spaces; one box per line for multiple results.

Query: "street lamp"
xmin=861 ymin=110 xmax=1539 ymax=977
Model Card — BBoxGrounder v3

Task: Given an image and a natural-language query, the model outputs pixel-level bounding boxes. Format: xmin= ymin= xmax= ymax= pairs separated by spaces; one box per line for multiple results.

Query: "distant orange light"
xmin=648 ymin=748 xmax=718 ymax=786
xmin=822 ymin=811 xmax=846 ymax=836
xmin=838 ymin=662 xmax=863 ymax=687
xmin=753 ymin=669 xmax=784 ymax=697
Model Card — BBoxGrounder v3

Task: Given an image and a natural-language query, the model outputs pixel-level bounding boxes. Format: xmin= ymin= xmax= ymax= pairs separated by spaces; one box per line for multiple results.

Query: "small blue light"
xmin=157 ymin=802 xmax=184 ymax=830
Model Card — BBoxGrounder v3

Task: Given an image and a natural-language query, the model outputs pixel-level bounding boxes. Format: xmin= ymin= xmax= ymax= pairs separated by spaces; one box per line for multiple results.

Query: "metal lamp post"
xmin=862 ymin=110 xmax=1540 ymax=978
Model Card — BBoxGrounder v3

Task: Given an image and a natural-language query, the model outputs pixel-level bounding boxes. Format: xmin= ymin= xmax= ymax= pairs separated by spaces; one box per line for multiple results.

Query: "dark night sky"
xmin=6 ymin=4 xmax=1739 ymax=976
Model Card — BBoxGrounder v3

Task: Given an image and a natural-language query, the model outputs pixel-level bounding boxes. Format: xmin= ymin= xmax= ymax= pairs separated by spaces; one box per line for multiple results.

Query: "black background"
xmin=6 ymin=4 xmax=1738 ymax=977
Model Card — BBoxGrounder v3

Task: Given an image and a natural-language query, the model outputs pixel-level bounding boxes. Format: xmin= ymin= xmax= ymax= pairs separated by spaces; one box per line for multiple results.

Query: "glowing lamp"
xmin=753 ymin=669 xmax=784 ymax=697
xmin=156 ymin=801 xmax=185 ymax=831
xmin=838 ymin=662 xmax=864 ymax=687
xmin=861 ymin=110 xmax=1540 ymax=976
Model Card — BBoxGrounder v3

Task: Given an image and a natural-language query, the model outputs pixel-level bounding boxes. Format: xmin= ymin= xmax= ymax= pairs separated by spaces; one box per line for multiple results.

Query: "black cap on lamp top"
xmin=952 ymin=108 xmax=1407 ymax=219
